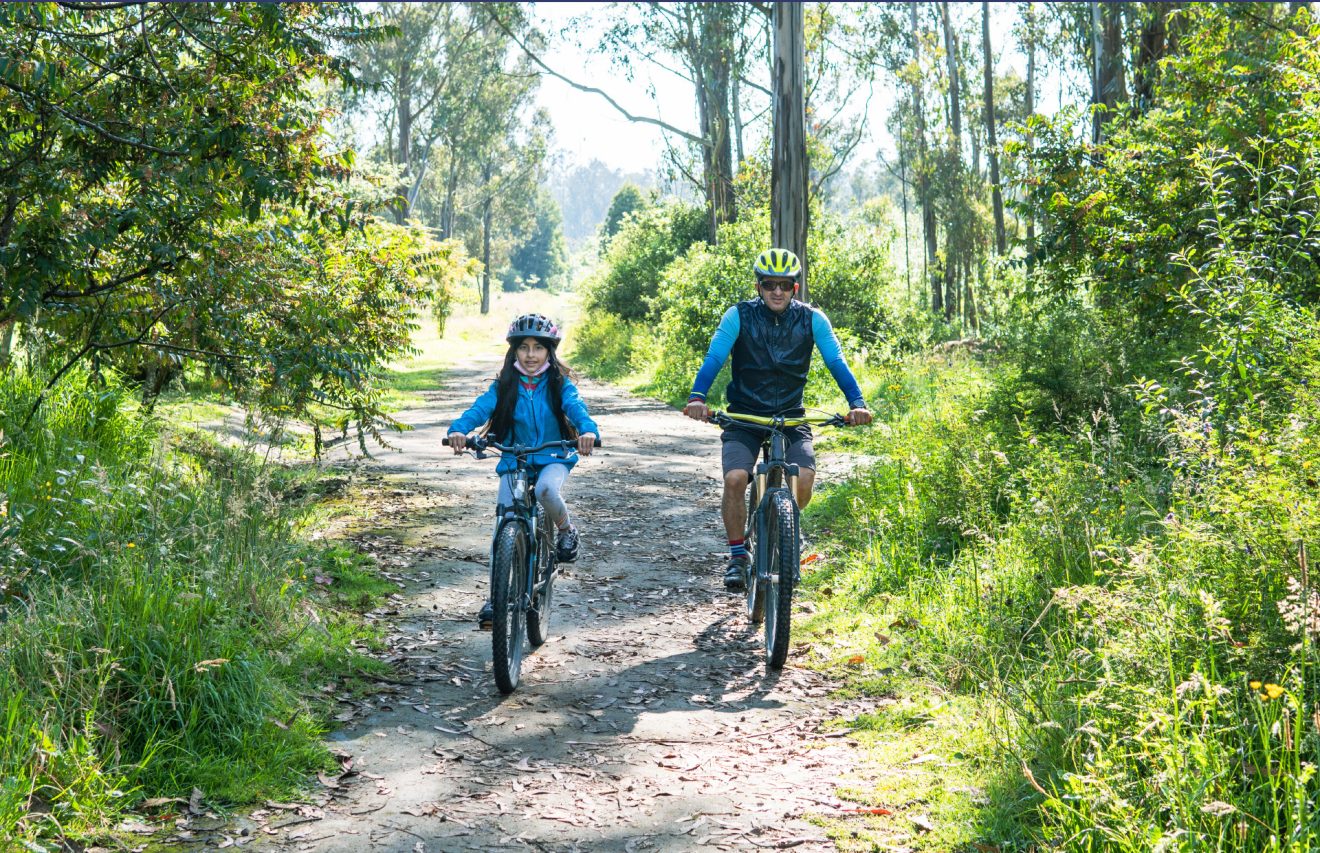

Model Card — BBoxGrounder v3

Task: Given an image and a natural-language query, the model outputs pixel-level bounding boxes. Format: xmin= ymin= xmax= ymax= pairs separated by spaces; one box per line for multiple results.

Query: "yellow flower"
xmin=126 ymin=542 xmax=136 ymax=549
xmin=1249 ymin=680 xmax=1262 ymax=690
xmin=1264 ymin=683 xmax=1285 ymax=700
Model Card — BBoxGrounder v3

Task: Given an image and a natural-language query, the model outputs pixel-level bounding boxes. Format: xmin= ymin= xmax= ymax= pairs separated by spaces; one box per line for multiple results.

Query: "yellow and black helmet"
xmin=753 ymin=248 xmax=802 ymax=281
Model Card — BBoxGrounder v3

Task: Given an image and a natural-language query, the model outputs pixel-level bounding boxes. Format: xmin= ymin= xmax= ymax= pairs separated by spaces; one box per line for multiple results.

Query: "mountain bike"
xmin=442 ymin=434 xmax=600 ymax=694
xmin=710 ymin=411 xmax=847 ymax=670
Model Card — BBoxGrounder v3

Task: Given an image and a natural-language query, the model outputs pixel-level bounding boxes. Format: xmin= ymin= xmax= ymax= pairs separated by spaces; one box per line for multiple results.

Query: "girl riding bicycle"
xmin=446 ymin=313 xmax=599 ymax=629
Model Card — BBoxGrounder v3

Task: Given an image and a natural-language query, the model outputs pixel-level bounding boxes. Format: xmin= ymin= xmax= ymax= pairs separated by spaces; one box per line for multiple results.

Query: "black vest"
xmin=726 ymin=298 xmax=815 ymax=416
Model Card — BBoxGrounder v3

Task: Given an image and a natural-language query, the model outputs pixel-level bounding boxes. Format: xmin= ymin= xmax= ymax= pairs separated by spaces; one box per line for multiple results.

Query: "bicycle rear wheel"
xmin=763 ymin=489 xmax=799 ymax=670
xmin=491 ymin=522 xmax=529 ymax=694
xmin=526 ymin=523 xmax=555 ymax=647
xmin=745 ymin=479 xmax=764 ymax=624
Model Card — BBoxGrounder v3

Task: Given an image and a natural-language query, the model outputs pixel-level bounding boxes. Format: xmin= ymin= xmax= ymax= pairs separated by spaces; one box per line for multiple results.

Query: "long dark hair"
xmin=486 ymin=340 xmax=576 ymax=442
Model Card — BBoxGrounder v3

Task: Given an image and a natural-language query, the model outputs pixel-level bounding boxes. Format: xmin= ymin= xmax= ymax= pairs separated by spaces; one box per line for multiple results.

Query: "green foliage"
xmin=566 ymin=313 xmax=653 ymax=383
xmin=0 ymin=3 xmax=378 ymax=386
xmin=804 ymin=9 xmax=1320 ymax=850
xmin=1014 ymin=5 xmax=1320 ymax=327
xmin=181 ymin=216 xmax=463 ymax=454
xmin=598 ymin=183 xmax=650 ymax=251
xmin=501 ymin=187 xmax=568 ymax=291
xmin=0 ymin=369 xmax=389 ymax=843
xmin=580 ymin=200 xmax=708 ymax=322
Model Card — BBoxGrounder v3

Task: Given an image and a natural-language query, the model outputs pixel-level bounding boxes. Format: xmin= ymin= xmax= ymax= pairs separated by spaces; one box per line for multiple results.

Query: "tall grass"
xmin=804 ymin=334 xmax=1320 ymax=849
xmin=0 ymin=367 xmax=388 ymax=844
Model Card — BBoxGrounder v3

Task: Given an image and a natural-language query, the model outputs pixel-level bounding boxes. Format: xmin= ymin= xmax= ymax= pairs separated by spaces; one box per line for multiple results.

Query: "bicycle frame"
xmin=491 ymin=458 xmax=551 ymax=614
xmin=710 ymin=410 xmax=847 ymax=664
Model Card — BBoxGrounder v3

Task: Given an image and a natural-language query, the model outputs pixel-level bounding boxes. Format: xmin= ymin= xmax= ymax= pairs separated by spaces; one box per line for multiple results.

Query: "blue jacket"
xmin=449 ymin=376 xmax=599 ymax=473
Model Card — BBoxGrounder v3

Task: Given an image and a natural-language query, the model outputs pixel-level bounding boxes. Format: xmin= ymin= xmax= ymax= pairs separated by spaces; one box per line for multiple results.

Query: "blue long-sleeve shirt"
xmin=689 ymin=303 xmax=866 ymax=409
xmin=449 ymin=376 xmax=598 ymax=473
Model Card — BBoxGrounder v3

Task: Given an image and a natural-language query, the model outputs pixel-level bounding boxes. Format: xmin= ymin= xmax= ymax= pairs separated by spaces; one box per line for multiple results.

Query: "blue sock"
xmin=729 ymin=538 xmax=747 ymax=560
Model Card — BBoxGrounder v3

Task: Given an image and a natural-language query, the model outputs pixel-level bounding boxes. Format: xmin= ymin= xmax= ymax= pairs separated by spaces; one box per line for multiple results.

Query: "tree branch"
xmin=483 ymin=6 xmax=707 ymax=147
xmin=56 ymin=1 xmax=145 ymax=9
xmin=0 ymin=76 xmax=185 ymax=155
xmin=42 ymin=261 xmax=174 ymax=300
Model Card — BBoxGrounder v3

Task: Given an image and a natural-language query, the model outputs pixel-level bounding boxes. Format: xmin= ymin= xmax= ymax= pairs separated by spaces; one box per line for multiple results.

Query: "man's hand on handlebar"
xmin=577 ymin=432 xmax=598 ymax=456
xmin=845 ymin=407 xmax=872 ymax=426
xmin=683 ymin=399 xmax=711 ymax=422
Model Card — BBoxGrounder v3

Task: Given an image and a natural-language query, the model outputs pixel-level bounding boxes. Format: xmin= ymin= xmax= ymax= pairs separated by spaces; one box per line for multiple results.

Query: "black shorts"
xmin=720 ymin=422 xmax=815 ymax=476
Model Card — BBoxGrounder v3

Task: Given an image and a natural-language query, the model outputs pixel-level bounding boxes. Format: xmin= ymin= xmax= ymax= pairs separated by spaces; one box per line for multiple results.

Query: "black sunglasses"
xmin=759 ymin=279 xmax=796 ymax=293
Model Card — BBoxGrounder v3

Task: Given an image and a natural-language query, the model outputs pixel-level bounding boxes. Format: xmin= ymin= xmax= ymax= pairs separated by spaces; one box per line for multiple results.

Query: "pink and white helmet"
xmin=506 ymin=313 xmax=561 ymax=345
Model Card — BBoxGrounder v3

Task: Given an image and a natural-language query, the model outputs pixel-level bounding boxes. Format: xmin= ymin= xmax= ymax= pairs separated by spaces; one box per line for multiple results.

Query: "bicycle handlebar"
xmin=442 ymin=435 xmax=602 ymax=454
xmin=709 ymin=410 xmax=848 ymax=430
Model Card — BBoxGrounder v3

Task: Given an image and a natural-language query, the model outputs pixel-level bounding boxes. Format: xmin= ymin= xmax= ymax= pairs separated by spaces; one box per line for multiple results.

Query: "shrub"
xmin=581 ymin=200 xmax=708 ymax=322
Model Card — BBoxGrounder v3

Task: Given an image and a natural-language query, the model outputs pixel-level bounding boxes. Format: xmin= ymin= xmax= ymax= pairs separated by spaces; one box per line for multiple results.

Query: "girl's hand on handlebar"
xmin=577 ymin=432 xmax=597 ymax=456
xmin=447 ymin=432 xmax=467 ymax=454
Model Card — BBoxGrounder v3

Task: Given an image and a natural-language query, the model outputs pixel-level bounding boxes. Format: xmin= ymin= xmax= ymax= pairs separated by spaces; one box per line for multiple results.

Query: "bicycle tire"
xmin=745 ymin=479 xmax=764 ymax=623
xmin=764 ymin=489 xmax=799 ymax=670
xmin=526 ymin=523 xmax=555 ymax=647
xmin=491 ymin=522 xmax=529 ymax=694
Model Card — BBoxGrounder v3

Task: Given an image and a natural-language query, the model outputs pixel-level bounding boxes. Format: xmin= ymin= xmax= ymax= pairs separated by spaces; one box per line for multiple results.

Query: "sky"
xmin=528 ymin=3 xmax=1080 ymax=177
xmin=528 ymin=3 xmax=700 ymax=174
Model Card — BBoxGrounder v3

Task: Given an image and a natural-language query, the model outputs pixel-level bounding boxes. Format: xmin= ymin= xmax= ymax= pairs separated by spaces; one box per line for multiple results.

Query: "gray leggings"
xmin=497 ymin=463 xmax=572 ymax=529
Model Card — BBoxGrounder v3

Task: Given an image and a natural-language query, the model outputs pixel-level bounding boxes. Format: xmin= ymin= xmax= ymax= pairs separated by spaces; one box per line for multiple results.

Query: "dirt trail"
xmin=208 ymin=355 xmax=881 ymax=852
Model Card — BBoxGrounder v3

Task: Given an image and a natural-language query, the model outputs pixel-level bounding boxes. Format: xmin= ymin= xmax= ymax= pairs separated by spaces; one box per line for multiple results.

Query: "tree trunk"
xmin=982 ymin=2 xmax=1006 ymax=255
xmin=1135 ymin=3 xmax=1179 ymax=109
xmin=395 ymin=72 xmax=413 ymax=225
xmin=441 ymin=156 xmax=460 ymax=240
xmin=941 ymin=1 xmax=961 ymax=321
xmin=695 ymin=4 xmax=736 ymax=243
xmin=897 ymin=117 xmax=912 ymax=305
xmin=732 ymin=74 xmax=745 ymax=165
xmin=772 ymin=1 xmax=809 ymax=302
xmin=913 ymin=3 xmax=941 ymax=316
xmin=0 ymin=322 xmax=14 ymax=367
xmin=480 ymin=160 xmax=493 ymax=315
xmin=1024 ymin=1 xmax=1036 ymax=274
xmin=941 ymin=2 xmax=962 ymax=142
xmin=1092 ymin=1 xmax=1126 ymax=143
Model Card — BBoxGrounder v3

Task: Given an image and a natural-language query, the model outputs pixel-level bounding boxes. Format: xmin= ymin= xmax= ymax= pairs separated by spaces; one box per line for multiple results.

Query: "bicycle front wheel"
xmin=763 ymin=489 xmax=799 ymax=670
xmin=526 ymin=524 xmax=555 ymax=647
xmin=745 ymin=479 xmax=764 ymax=624
xmin=491 ymin=522 xmax=529 ymax=694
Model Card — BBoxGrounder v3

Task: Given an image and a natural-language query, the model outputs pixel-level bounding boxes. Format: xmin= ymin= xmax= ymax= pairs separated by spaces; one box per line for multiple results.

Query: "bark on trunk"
xmin=694 ymin=4 xmax=736 ymax=243
xmin=771 ymin=1 xmax=809 ymax=302
xmin=983 ymin=2 xmax=1006 ymax=255
xmin=1135 ymin=3 xmax=1179 ymax=109
xmin=913 ymin=3 xmax=941 ymax=316
xmin=1092 ymin=1 xmax=1126 ymax=143
xmin=732 ymin=74 xmax=745 ymax=166
xmin=441 ymin=157 xmax=460 ymax=240
xmin=480 ymin=161 xmax=493 ymax=315
xmin=941 ymin=2 xmax=962 ymax=142
xmin=1024 ymin=1 xmax=1036 ymax=274
xmin=395 ymin=72 xmax=413 ymax=225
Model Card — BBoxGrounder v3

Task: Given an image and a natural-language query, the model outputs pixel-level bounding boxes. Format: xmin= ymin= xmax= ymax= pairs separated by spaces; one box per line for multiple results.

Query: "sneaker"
xmin=556 ymin=526 xmax=579 ymax=563
xmin=477 ymin=600 xmax=493 ymax=630
xmin=724 ymin=555 xmax=750 ymax=591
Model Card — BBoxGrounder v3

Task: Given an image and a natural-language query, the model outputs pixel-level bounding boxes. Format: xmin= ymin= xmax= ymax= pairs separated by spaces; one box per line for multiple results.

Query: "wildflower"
xmin=126 ymin=542 xmax=136 ymax=549
xmin=1249 ymin=680 xmax=1263 ymax=690
xmin=1264 ymin=683 xmax=1286 ymax=700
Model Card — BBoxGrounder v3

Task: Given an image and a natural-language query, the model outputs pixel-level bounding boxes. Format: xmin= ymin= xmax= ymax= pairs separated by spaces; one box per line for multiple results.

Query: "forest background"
xmin=2 ymin=2 xmax=1319 ymax=851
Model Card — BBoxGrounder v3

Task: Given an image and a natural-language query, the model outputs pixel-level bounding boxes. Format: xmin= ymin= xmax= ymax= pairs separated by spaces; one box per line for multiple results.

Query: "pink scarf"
xmin=514 ymin=360 xmax=551 ymax=378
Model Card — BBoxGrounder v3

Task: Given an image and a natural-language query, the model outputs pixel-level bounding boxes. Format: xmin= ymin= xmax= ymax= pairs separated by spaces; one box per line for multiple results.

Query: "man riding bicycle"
xmin=682 ymin=248 xmax=872 ymax=591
